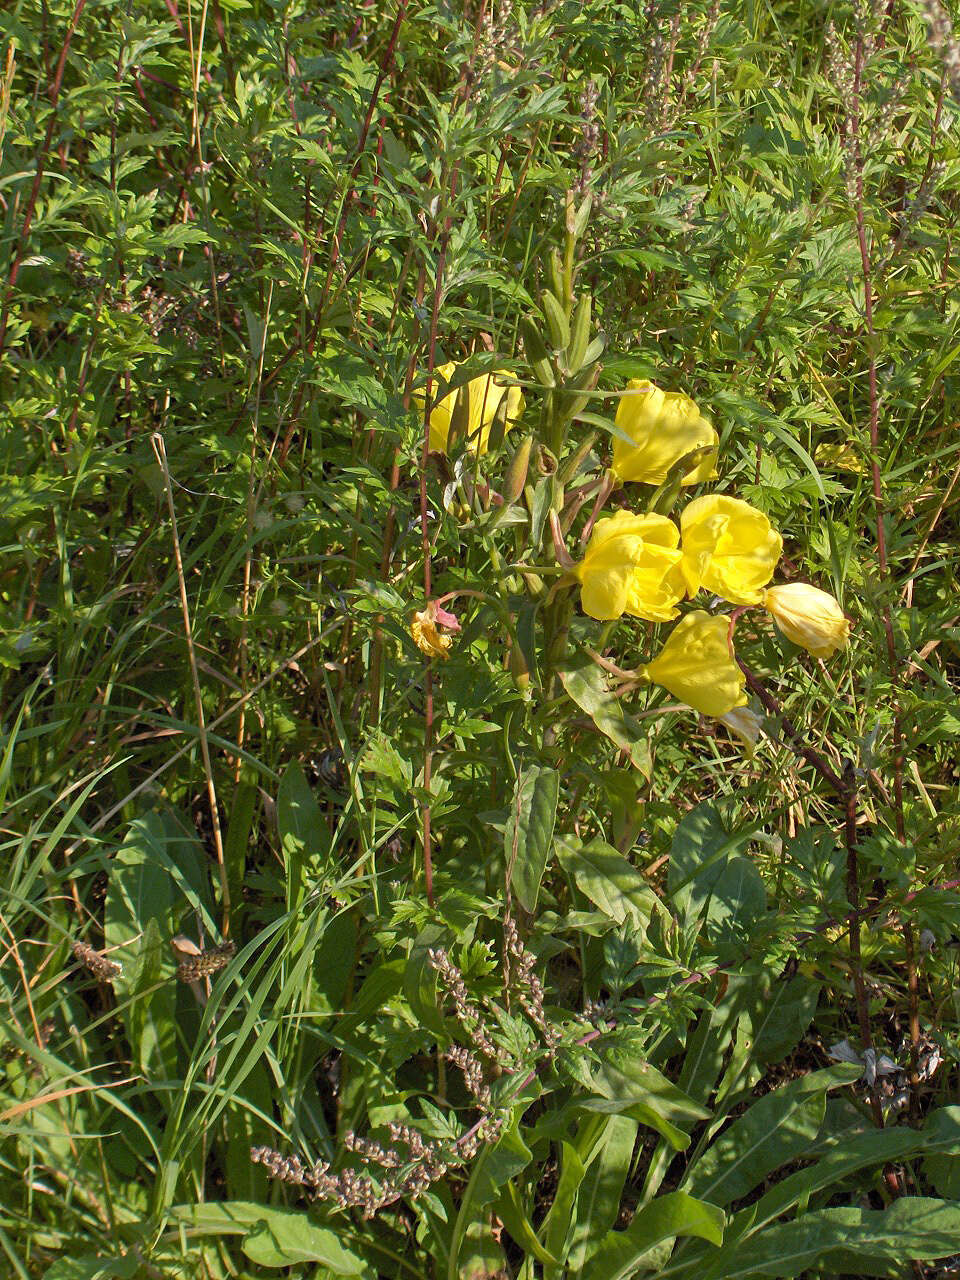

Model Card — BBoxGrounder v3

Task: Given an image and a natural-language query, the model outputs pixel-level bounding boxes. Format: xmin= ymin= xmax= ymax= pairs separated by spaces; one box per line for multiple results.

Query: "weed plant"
xmin=1 ymin=0 xmax=960 ymax=1277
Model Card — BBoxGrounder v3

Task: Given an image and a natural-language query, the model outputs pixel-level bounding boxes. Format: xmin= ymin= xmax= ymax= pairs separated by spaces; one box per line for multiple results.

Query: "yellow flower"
xmin=641 ymin=610 xmax=747 ymax=718
xmin=415 ymin=361 xmax=524 ymax=455
xmin=718 ymin=706 xmax=763 ymax=754
xmin=612 ymin=380 xmax=719 ymax=486
xmin=763 ymin=583 xmax=850 ymax=659
xmin=410 ymin=607 xmax=453 ymax=660
xmin=680 ymin=494 xmax=782 ymax=605
xmin=576 ymin=510 xmax=685 ymax=622
xmin=814 ymin=442 xmax=868 ymax=475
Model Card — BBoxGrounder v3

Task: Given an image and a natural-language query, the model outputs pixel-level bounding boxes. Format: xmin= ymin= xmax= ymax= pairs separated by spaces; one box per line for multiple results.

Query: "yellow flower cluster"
xmin=411 ymin=362 xmax=851 ymax=730
xmin=575 ymin=381 xmax=850 ymax=720
xmin=576 ymin=494 xmax=782 ymax=623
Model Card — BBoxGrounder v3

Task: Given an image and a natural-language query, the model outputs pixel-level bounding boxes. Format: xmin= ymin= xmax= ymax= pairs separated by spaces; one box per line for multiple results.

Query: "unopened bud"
xmin=502 ymin=433 xmax=533 ymax=503
xmin=509 ymin=642 xmax=530 ymax=691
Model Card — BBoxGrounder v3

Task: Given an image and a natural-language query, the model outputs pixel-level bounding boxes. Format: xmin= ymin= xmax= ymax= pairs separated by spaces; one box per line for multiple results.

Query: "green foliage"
xmin=1 ymin=0 xmax=959 ymax=1277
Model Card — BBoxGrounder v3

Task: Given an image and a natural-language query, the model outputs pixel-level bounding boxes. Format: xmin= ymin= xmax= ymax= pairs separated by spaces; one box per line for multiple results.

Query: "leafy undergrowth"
xmin=1 ymin=0 xmax=960 ymax=1277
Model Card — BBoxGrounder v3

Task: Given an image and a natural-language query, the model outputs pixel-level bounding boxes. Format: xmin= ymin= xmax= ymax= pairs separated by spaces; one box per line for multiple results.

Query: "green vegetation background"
xmin=1 ymin=0 xmax=959 ymax=1276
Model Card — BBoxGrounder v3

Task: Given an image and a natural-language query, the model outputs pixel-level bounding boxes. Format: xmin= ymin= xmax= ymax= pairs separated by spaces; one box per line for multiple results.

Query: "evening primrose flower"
xmin=612 ymin=380 xmax=718 ymax=486
xmin=415 ymin=361 xmax=524 ymax=455
xmin=680 ymin=494 xmax=782 ymax=605
xmin=763 ymin=583 xmax=850 ymax=659
xmin=576 ymin=510 xmax=685 ymax=622
xmin=641 ymin=610 xmax=747 ymax=717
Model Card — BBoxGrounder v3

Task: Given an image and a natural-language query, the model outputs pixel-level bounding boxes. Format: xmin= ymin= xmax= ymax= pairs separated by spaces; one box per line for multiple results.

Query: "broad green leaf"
xmin=542 ymin=1140 xmax=586 ymax=1277
xmin=277 ymin=761 xmax=331 ymax=914
xmin=740 ymin=1104 xmax=960 ymax=1238
xmin=403 ymin=924 xmax=447 ymax=1037
xmin=556 ymin=836 xmax=657 ymax=928
xmin=505 ymin=764 xmax=559 ymax=912
xmin=558 ymin=650 xmax=652 ymax=778
xmin=596 ymin=1031 xmax=712 ymax=1123
xmin=695 ymin=1198 xmax=960 ymax=1280
xmin=683 ymin=1065 xmax=860 ymax=1206
xmin=589 ymin=1191 xmax=725 ymax=1280
xmin=105 ymin=811 xmax=207 ymax=1080
xmin=448 ymin=1121 xmax=533 ymax=1280
xmin=170 ymin=1203 xmax=369 ymax=1275
xmin=567 ymin=1115 xmax=639 ymax=1275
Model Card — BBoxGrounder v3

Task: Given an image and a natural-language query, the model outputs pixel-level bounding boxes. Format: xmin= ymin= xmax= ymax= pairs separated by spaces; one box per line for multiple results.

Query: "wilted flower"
xmin=410 ymin=601 xmax=460 ymax=660
xmin=763 ymin=583 xmax=850 ymax=658
xmin=680 ymin=494 xmax=782 ymax=605
xmin=415 ymin=361 xmax=524 ymax=455
xmin=612 ymin=380 xmax=718 ymax=486
xmin=576 ymin=510 xmax=685 ymax=621
xmin=641 ymin=610 xmax=747 ymax=717
xmin=717 ymin=705 xmax=763 ymax=754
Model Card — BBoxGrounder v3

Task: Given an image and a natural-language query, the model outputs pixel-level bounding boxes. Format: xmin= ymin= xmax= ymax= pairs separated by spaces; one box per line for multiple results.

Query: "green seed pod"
xmin=519 ymin=316 xmax=555 ymax=386
xmin=547 ymin=249 xmax=565 ymax=305
xmin=542 ymin=290 xmax=570 ymax=351
xmin=502 ymin=432 xmax=533 ymax=503
xmin=566 ymin=294 xmax=592 ymax=372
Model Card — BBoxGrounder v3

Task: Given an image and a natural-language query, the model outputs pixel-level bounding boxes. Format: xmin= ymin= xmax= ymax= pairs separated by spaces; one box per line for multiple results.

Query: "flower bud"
xmin=763 ymin=583 xmax=850 ymax=659
xmin=509 ymin=641 xmax=531 ymax=691
xmin=718 ymin=706 xmax=763 ymax=754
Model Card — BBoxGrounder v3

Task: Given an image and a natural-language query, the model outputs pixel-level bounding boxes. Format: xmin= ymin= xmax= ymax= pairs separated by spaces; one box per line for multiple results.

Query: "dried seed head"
xmin=72 ymin=940 xmax=122 ymax=981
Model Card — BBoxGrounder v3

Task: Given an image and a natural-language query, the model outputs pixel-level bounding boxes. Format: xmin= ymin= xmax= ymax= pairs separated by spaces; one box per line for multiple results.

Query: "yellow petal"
xmin=680 ymin=494 xmax=782 ymax=605
xmin=577 ymin=511 xmax=684 ymax=622
xmin=612 ymin=379 xmax=719 ymax=486
xmin=414 ymin=363 xmax=524 ymax=457
xmin=642 ymin=610 xmax=747 ymax=717
xmin=763 ymin=583 xmax=850 ymax=659
xmin=411 ymin=362 xmax=458 ymax=453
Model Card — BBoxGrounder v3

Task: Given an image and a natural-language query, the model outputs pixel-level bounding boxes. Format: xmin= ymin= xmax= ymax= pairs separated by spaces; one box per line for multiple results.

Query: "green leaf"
xmin=542 ymin=1140 xmax=586 ymax=1276
xmin=741 ymin=1105 xmax=960 ymax=1238
xmin=105 ymin=811 xmax=207 ymax=1080
xmin=277 ymin=761 xmax=331 ymax=913
xmin=448 ymin=1122 xmax=534 ymax=1280
xmin=171 ymin=1202 xmax=369 ymax=1274
xmin=567 ymin=1116 xmax=639 ymax=1275
xmin=505 ymin=764 xmax=559 ymax=912
xmin=558 ymin=649 xmax=652 ymax=778
xmin=556 ymin=836 xmax=657 ymax=928
xmin=591 ymin=1035 xmax=712 ymax=1129
xmin=41 ymin=1258 xmax=138 ymax=1280
xmin=589 ymin=1192 xmax=725 ymax=1280
xmin=403 ymin=924 xmax=448 ymax=1036
xmin=683 ymin=1065 xmax=860 ymax=1207
xmin=695 ymin=1198 xmax=960 ymax=1280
